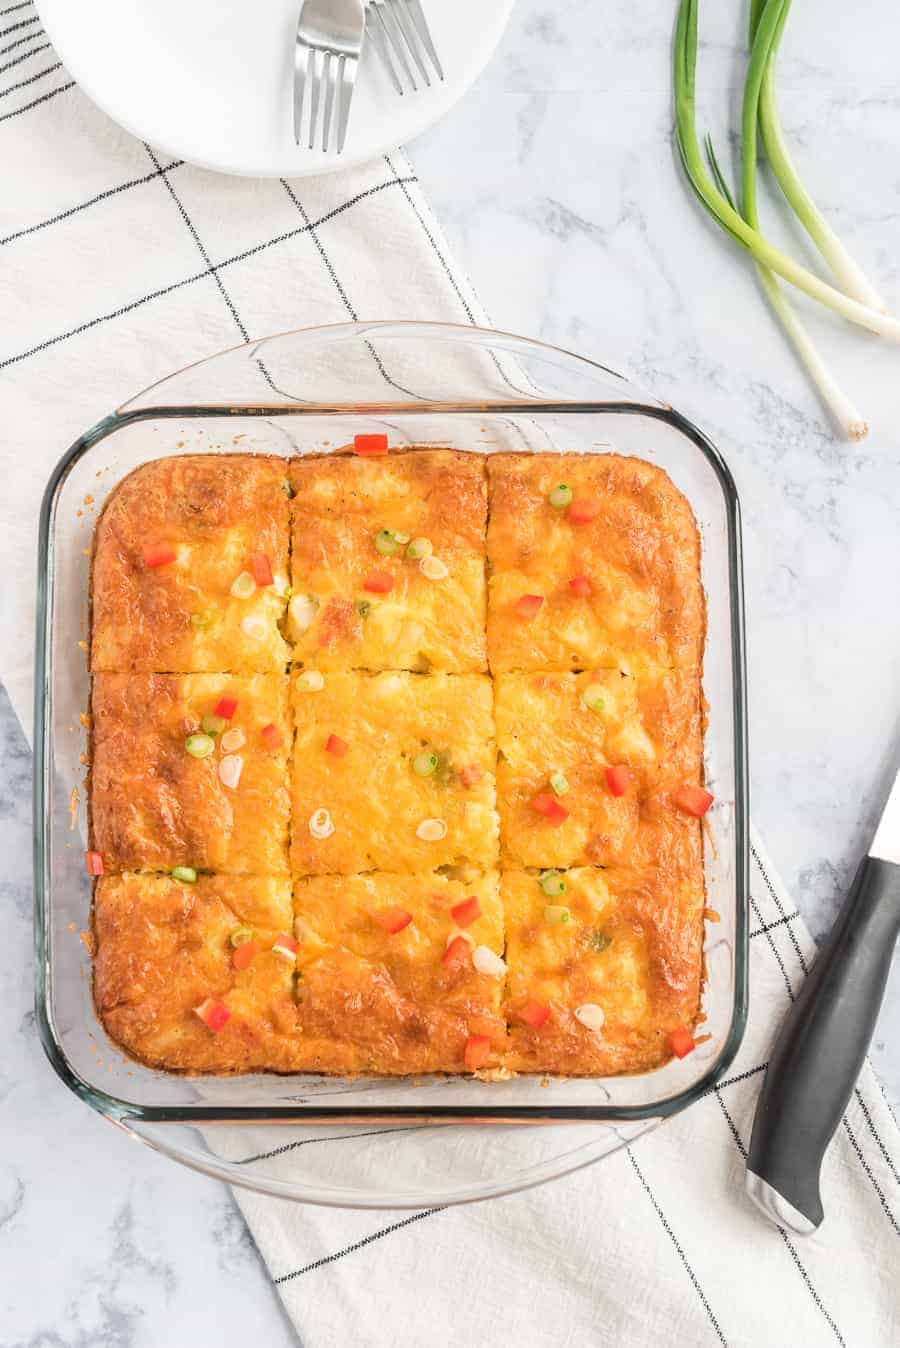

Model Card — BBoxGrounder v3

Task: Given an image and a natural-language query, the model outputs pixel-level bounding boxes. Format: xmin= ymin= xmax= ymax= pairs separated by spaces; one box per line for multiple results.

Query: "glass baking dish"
xmin=34 ymin=321 xmax=748 ymax=1208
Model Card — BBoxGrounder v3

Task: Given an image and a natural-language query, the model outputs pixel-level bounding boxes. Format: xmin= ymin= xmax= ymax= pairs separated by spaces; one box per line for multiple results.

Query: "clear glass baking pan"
xmin=34 ymin=321 xmax=748 ymax=1208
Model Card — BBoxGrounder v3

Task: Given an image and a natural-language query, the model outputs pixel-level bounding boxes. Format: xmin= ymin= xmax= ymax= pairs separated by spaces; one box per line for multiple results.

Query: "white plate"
xmin=34 ymin=0 xmax=515 ymax=177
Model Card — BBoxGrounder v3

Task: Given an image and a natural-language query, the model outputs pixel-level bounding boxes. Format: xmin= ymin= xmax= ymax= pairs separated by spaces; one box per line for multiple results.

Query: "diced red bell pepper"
xmin=518 ymin=999 xmax=550 ymax=1029
xmin=251 ymin=551 xmax=274 ymax=587
xmin=515 ymin=593 xmax=544 ymax=621
xmin=194 ymin=998 xmax=231 ymax=1033
xmin=668 ymin=1026 xmax=696 ymax=1058
xmin=84 ymin=850 xmax=104 ymax=877
xmin=260 ymin=722 xmax=284 ymax=750
xmin=372 ymin=907 xmax=413 ymax=935
xmin=672 ymin=784 xmax=714 ymax=818
xmin=567 ymin=499 xmax=600 ymax=524
xmin=459 ymin=764 xmax=481 ymax=788
xmin=363 ymin=570 xmax=394 ymax=594
xmin=443 ymin=934 xmax=472 ymax=970
xmin=143 ymin=543 xmax=176 ymax=569
xmin=464 ymin=1035 xmax=491 ymax=1070
xmin=569 ymin=574 xmax=592 ymax=597
xmin=214 ymin=694 xmax=238 ymax=720
xmin=354 ymin=433 xmax=389 ymax=456
xmin=531 ymin=792 xmax=570 ymax=826
xmin=325 ymin=733 xmax=349 ymax=757
xmin=451 ymin=896 xmax=481 ymax=927
xmin=605 ymin=765 xmax=631 ymax=797
xmin=232 ymin=941 xmax=257 ymax=972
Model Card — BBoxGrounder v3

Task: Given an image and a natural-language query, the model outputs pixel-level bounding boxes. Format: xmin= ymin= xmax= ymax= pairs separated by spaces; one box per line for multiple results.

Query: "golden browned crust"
xmin=89 ymin=449 xmax=707 ymax=1079
xmin=289 ymin=451 xmax=487 ymax=671
xmin=91 ymin=455 xmax=290 ymax=672
xmin=91 ymin=673 xmax=290 ymax=874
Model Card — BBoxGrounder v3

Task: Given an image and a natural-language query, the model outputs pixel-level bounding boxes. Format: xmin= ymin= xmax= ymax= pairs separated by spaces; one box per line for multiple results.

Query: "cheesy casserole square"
xmin=288 ymin=451 xmax=487 ymax=672
xmin=289 ymin=871 xmax=505 ymax=1074
xmin=290 ymin=670 xmax=498 ymax=875
xmin=92 ymin=455 xmax=290 ymax=672
xmin=485 ymin=453 xmax=703 ymax=676
xmin=502 ymin=862 xmax=703 ymax=1075
xmin=91 ymin=673 xmax=290 ymax=875
xmin=93 ymin=874 xmax=297 ymax=1073
xmin=493 ymin=667 xmax=702 ymax=868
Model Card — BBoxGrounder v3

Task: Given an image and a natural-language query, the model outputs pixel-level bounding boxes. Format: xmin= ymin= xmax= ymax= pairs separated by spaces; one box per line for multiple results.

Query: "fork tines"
xmin=294 ymin=47 xmax=357 ymax=153
xmin=294 ymin=0 xmax=364 ymax=154
xmin=366 ymin=0 xmax=444 ymax=95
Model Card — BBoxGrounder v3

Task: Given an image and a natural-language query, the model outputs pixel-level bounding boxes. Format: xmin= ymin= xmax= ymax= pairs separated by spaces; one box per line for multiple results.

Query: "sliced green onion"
xmin=356 ymin=599 xmax=371 ymax=618
xmin=407 ymin=537 xmax=433 ymax=560
xmin=191 ymin=610 xmax=216 ymax=629
xmin=230 ymin=570 xmax=256 ymax=599
xmin=392 ymin=530 xmax=410 ymax=545
xmin=420 ymin=555 xmax=449 ymax=581
xmin=539 ymin=870 xmax=567 ymax=897
xmin=375 ymin=529 xmax=399 ymax=556
xmin=544 ymin=905 xmax=571 ymax=925
xmin=549 ymin=483 xmax=573 ymax=509
xmin=674 ymin=0 xmax=900 ymax=341
xmin=296 ymin=669 xmax=324 ymax=692
xmin=201 ymin=713 xmax=227 ymax=736
xmin=582 ymin=684 xmax=606 ymax=714
xmin=185 ymin=733 xmax=215 ymax=758
xmin=413 ymin=751 xmax=438 ymax=777
xmin=171 ymin=866 xmax=197 ymax=883
xmin=229 ymin=925 xmax=254 ymax=947
xmin=589 ymin=930 xmax=612 ymax=953
xmin=549 ymin=771 xmax=569 ymax=797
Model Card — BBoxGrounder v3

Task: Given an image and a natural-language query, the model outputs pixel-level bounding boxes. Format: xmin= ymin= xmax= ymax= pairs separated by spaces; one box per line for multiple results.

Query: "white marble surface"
xmin=4 ymin=1 xmax=900 ymax=1344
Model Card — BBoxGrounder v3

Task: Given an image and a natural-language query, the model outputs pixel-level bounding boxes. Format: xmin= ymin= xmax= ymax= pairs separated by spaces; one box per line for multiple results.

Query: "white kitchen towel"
xmin=3 ymin=24 xmax=899 ymax=1348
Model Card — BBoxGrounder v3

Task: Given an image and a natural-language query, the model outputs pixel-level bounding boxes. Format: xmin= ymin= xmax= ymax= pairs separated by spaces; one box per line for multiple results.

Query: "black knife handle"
xmin=746 ymin=855 xmax=900 ymax=1233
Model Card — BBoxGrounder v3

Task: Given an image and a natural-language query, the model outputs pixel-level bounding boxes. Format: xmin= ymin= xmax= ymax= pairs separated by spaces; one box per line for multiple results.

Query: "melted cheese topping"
xmin=290 ymin=670 xmax=498 ymax=875
xmin=90 ymin=449 xmax=707 ymax=1079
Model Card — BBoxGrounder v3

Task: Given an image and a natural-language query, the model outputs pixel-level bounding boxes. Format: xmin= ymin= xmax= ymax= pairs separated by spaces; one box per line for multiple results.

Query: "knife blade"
xmin=746 ymin=765 xmax=900 ymax=1233
xmin=871 ymin=767 xmax=900 ymax=865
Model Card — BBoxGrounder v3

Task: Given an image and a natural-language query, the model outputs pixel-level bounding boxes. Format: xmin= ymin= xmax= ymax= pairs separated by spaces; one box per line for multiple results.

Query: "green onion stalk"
xmin=738 ymin=0 xmax=868 ymax=439
xmin=751 ymin=0 xmax=885 ymax=313
xmin=674 ymin=0 xmax=899 ymax=342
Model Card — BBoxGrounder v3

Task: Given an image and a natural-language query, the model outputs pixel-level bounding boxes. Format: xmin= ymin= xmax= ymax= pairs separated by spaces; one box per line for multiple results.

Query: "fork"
xmin=366 ymin=0 xmax=444 ymax=95
xmin=294 ymin=0 xmax=366 ymax=153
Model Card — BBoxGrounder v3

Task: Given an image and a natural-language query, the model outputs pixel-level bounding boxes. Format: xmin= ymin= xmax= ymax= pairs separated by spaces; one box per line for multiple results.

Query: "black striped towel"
xmin=3 ymin=25 xmax=898 ymax=1348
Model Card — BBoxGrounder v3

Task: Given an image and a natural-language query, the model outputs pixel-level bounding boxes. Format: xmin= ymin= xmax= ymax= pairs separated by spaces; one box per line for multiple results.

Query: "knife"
xmin=746 ymin=766 xmax=900 ymax=1234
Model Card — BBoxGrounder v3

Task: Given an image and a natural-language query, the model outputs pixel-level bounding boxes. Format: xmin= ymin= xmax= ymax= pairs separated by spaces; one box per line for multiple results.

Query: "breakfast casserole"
xmin=87 ymin=441 xmax=711 ymax=1078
